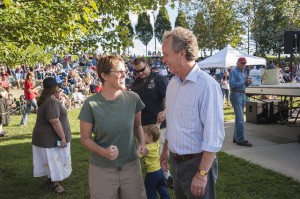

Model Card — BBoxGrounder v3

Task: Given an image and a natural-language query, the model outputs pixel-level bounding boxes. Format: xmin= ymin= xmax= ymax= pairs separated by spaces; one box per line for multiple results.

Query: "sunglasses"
xmin=135 ymin=64 xmax=147 ymax=73
xmin=241 ymin=62 xmax=247 ymax=65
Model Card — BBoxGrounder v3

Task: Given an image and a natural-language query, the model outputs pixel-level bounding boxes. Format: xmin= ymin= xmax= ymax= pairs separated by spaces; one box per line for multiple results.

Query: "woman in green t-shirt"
xmin=79 ymin=55 xmax=148 ymax=199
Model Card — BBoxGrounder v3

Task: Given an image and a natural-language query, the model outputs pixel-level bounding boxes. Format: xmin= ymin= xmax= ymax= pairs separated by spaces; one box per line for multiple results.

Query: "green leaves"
xmin=0 ymin=0 xmax=171 ymax=65
xmin=135 ymin=11 xmax=153 ymax=54
xmin=155 ymin=6 xmax=172 ymax=44
xmin=181 ymin=0 xmax=244 ymax=55
xmin=90 ymin=0 xmax=98 ymax=12
xmin=251 ymin=0 xmax=300 ymax=55
xmin=175 ymin=10 xmax=189 ymax=29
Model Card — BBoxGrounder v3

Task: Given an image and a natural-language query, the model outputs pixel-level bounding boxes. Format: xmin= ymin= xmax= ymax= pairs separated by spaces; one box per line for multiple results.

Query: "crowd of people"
xmin=4 ymin=27 xmax=282 ymax=198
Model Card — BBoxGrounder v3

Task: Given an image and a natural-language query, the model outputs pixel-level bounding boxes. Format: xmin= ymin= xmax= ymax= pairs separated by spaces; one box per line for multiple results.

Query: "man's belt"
xmin=170 ymin=152 xmax=203 ymax=162
xmin=230 ymin=89 xmax=245 ymax=93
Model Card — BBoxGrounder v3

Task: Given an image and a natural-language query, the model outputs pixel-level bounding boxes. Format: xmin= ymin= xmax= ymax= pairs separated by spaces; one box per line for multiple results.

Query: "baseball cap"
xmin=238 ymin=57 xmax=247 ymax=63
xmin=43 ymin=77 xmax=57 ymax=88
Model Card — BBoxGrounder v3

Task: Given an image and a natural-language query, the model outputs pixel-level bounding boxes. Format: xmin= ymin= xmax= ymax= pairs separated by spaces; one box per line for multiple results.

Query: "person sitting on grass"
xmin=7 ymin=93 xmax=17 ymax=109
xmin=0 ymin=74 xmax=11 ymax=93
xmin=71 ymin=87 xmax=85 ymax=108
xmin=55 ymin=88 xmax=71 ymax=110
xmin=140 ymin=124 xmax=171 ymax=199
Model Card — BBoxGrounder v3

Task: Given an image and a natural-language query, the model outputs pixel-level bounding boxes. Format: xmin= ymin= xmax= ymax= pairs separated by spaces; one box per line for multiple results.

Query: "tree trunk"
xmin=146 ymin=45 xmax=148 ymax=56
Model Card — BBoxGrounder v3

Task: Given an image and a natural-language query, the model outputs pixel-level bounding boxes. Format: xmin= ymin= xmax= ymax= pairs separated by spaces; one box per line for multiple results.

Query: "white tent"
xmin=197 ymin=44 xmax=267 ymax=68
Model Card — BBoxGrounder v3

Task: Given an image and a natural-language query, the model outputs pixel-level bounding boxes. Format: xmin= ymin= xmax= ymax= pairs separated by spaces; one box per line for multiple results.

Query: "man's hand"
xmin=157 ymin=111 xmax=166 ymax=124
xmin=190 ymin=173 xmax=207 ymax=197
xmin=160 ymin=149 xmax=170 ymax=172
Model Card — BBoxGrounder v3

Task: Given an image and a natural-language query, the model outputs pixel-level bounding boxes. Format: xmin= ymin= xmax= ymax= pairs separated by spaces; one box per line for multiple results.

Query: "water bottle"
xmin=249 ymin=66 xmax=262 ymax=86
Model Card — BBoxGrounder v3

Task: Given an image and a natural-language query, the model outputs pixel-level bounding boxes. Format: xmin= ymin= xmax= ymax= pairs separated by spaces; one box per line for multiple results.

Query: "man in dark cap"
xmin=229 ymin=57 xmax=253 ymax=146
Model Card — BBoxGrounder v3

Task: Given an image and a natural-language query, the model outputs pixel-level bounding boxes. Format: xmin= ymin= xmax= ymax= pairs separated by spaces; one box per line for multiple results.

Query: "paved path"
xmin=222 ymin=121 xmax=300 ymax=182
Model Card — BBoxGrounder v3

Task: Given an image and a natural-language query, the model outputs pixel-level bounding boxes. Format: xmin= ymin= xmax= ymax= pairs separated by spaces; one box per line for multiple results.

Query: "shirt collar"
xmin=175 ymin=63 xmax=200 ymax=84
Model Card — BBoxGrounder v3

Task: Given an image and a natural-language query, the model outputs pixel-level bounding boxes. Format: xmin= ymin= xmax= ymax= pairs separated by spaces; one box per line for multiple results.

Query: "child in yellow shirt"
xmin=141 ymin=124 xmax=170 ymax=199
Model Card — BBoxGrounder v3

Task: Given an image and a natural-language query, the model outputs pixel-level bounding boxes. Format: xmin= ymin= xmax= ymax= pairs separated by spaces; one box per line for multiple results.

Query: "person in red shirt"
xmin=20 ymin=72 xmax=38 ymax=126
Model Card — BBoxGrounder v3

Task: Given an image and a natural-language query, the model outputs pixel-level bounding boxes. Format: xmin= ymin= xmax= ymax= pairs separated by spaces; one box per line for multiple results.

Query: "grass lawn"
xmin=0 ymin=107 xmax=299 ymax=199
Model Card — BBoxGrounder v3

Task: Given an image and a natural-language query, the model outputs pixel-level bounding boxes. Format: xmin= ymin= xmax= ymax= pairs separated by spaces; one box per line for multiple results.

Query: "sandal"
xmin=53 ymin=183 xmax=65 ymax=194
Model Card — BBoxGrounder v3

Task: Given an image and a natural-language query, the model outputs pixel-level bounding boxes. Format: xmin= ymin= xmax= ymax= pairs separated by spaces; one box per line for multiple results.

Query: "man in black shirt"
xmin=132 ymin=57 xmax=173 ymax=189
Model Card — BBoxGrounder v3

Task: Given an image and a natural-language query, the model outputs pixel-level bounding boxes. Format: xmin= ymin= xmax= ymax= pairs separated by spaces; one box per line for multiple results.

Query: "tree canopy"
xmin=135 ymin=12 xmax=153 ymax=55
xmin=2 ymin=0 xmax=300 ymax=66
xmin=154 ymin=7 xmax=172 ymax=44
xmin=0 ymin=0 xmax=172 ymax=66
xmin=175 ymin=10 xmax=189 ymax=29
xmin=183 ymin=0 xmax=243 ymax=55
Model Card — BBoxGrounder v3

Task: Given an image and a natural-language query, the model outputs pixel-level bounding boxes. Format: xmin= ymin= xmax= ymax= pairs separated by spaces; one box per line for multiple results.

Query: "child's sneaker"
xmin=165 ymin=176 xmax=174 ymax=189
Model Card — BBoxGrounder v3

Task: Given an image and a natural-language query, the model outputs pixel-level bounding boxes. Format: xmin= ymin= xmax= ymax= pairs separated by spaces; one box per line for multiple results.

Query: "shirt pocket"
xmin=177 ymin=104 xmax=198 ymax=130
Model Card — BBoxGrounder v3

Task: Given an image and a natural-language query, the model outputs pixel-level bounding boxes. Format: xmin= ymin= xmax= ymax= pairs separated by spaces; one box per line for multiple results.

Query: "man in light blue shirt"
xmin=159 ymin=27 xmax=225 ymax=199
xmin=229 ymin=57 xmax=253 ymax=147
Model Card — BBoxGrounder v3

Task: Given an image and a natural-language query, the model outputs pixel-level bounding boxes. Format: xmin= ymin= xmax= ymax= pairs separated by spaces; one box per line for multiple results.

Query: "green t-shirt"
xmin=78 ymin=90 xmax=145 ymax=167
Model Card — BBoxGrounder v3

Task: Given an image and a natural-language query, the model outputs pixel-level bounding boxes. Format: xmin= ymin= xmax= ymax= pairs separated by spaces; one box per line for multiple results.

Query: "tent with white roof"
xmin=197 ymin=44 xmax=267 ymax=68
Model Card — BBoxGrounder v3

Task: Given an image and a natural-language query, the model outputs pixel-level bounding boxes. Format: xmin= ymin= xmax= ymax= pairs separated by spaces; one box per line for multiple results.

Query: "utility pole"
xmin=152 ymin=11 xmax=156 ymax=54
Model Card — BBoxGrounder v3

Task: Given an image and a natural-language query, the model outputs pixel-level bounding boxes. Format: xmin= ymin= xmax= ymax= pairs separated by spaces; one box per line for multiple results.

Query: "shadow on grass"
xmin=1 ymin=112 xmax=300 ymax=199
xmin=0 ymin=136 xmax=90 ymax=199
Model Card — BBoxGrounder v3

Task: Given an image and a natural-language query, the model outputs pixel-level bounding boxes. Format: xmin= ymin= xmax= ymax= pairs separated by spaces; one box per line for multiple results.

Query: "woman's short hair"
xmin=163 ymin=27 xmax=199 ymax=61
xmin=96 ymin=55 xmax=125 ymax=83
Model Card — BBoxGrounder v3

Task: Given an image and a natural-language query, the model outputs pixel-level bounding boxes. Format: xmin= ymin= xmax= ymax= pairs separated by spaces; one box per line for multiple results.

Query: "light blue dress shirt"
xmin=165 ymin=66 xmax=225 ymax=155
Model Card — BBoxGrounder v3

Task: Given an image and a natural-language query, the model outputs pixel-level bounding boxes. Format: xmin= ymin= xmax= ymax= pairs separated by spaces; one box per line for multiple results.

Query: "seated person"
xmin=75 ymin=74 xmax=83 ymax=90
xmin=55 ymin=88 xmax=71 ymax=110
xmin=80 ymin=82 xmax=90 ymax=96
xmin=93 ymin=77 xmax=103 ymax=93
xmin=7 ymin=93 xmax=17 ymax=109
xmin=0 ymin=75 xmax=11 ymax=93
xmin=71 ymin=88 xmax=85 ymax=108
xmin=67 ymin=71 xmax=77 ymax=93
xmin=61 ymin=77 xmax=71 ymax=94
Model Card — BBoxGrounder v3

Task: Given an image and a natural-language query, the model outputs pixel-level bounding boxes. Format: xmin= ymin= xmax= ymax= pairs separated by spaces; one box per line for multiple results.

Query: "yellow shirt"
xmin=143 ymin=141 xmax=161 ymax=173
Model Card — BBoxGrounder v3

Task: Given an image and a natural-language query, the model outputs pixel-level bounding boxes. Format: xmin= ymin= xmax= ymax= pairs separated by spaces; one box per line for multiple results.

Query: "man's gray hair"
xmin=163 ymin=27 xmax=199 ymax=61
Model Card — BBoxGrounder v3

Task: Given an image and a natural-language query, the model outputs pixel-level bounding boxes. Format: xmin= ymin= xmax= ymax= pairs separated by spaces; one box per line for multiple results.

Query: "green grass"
xmin=0 ymin=108 xmax=300 ymax=199
xmin=224 ymin=104 xmax=235 ymax=121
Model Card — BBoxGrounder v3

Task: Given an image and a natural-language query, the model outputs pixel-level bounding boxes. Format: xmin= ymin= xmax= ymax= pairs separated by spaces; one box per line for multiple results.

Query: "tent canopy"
xmin=198 ymin=44 xmax=267 ymax=68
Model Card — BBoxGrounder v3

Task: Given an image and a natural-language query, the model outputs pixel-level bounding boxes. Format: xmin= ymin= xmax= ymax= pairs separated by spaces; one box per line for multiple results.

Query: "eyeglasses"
xmin=109 ymin=70 xmax=128 ymax=74
xmin=134 ymin=64 xmax=147 ymax=73
xmin=241 ymin=62 xmax=247 ymax=65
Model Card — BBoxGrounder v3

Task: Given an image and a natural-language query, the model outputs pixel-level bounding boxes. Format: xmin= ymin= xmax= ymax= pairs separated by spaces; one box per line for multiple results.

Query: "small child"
xmin=141 ymin=124 xmax=170 ymax=199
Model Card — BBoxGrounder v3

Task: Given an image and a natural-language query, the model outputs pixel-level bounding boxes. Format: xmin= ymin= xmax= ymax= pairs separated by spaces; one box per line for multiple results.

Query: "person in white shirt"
xmin=221 ymin=71 xmax=230 ymax=105
xmin=158 ymin=27 xmax=225 ymax=199
xmin=71 ymin=88 xmax=85 ymax=108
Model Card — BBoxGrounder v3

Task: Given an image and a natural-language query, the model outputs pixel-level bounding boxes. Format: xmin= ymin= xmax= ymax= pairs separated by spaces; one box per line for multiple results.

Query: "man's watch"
xmin=198 ymin=169 xmax=208 ymax=176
